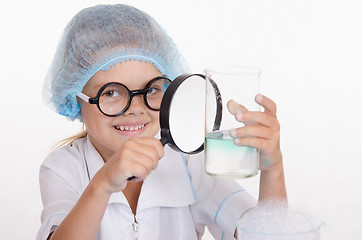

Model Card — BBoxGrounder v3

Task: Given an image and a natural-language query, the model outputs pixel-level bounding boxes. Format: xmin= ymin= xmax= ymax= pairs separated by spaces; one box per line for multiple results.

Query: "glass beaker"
xmin=237 ymin=208 xmax=325 ymax=240
xmin=204 ymin=65 xmax=261 ymax=178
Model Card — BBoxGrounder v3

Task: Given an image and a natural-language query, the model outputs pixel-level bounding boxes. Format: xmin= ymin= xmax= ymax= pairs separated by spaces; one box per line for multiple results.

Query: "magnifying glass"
xmin=128 ymin=73 xmax=222 ymax=180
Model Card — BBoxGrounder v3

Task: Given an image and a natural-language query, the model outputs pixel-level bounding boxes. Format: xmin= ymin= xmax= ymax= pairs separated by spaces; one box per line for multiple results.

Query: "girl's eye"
xmin=103 ymin=90 xmax=120 ymax=97
xmin=147 ymin=87 xmax=160 ymax=95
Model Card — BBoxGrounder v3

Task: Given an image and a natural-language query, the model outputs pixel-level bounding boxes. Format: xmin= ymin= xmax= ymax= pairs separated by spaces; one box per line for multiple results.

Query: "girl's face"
xmin=80 ymin=61 xmax=162 ymax=161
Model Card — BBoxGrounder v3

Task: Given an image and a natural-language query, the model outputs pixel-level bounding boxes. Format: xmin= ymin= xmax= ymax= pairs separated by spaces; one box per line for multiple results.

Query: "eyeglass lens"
xmin=98 ymin=78 xmax=171 ymax=116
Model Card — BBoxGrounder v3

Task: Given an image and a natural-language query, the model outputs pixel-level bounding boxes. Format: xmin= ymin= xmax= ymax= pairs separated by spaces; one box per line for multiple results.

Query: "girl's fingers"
xmin=131 ymin=151 xmax=157 ymax=171
xmin=130 ymin=139 xmax=163 ymax=168
xmin=131 ymin=138 xmax=164 ymax=158
xmin=235 ymin=111 xmax=279 ymax=129
xmin=99 ymin=137 xmax=164 ymax=192
xmin=114 ymin=149 xmax=157 ymax=183
xmin=230 ymin=125 xmax=275 ymax=140
xmin=110 ymin=138 xmax=164 ymax=182
xmin=227 ymin=95 xmax=277 ymax=119
xmin=227 ymin=97 xmax=279 ymax=128
xmin=227 ymin=99 xmax=248 ymax=115
xmin=128 ymin=161 xmax=152 ymax=182
xmin=255 ymin=94 xmax=277 ymax=118
xmin=233 ymin=137 xmax=272 ymax=151
xmin=227 ymin=100 xmax=258 ymax=127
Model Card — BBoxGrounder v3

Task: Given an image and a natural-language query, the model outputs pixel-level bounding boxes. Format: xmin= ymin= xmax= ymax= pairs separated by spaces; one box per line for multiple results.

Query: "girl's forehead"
xmin=85 ymin=61 xmax=162 ymax=91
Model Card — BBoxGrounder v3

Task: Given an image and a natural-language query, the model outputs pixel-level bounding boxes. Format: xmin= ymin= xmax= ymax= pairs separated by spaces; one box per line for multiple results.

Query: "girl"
xmin=37 ymin=4 xmax=286 ymax=240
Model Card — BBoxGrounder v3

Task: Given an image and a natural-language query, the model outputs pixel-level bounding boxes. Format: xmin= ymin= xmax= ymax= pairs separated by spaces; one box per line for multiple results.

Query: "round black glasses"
xmin=77 ymin=76 xmax=172 ymax=117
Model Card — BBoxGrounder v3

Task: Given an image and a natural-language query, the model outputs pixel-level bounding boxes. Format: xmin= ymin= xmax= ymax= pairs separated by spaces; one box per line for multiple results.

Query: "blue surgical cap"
xmin=43 ymin=4 xmax=190 ymax=121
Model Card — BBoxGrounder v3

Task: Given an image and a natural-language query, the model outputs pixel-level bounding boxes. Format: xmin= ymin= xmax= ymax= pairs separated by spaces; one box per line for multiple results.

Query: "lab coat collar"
xmin=83 ymin=134 xmax=196 ymax=212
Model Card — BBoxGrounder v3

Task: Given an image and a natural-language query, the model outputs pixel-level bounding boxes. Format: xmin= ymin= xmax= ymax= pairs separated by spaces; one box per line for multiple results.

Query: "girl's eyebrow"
xmin=85 ymin=81 xmax=112 ymax=95
xmin=93 ymin=82 xmax=111 ymax=90
xmin=92 ymin=79 xmax=118 ymax=89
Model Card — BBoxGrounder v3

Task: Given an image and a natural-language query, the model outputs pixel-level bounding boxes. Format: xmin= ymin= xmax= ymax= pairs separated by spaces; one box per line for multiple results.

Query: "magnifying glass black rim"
xmin=159 ymin=73 xmax=221 ymax=154
xmin=160 ymin=73 xmax=204 ymax=154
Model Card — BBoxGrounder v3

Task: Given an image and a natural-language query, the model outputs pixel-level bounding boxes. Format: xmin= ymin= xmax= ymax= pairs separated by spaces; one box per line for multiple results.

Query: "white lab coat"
xmin=37 ymin=136 xmax=256 ymax=240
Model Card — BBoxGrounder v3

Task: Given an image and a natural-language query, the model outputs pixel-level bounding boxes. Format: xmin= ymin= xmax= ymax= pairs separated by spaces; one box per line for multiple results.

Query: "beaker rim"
xmin=204 ymin=65 xmax=262 ymax=75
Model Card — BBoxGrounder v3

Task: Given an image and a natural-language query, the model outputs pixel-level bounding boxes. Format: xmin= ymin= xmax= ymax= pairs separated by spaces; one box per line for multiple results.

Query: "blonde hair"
xmin=52 ymin=124 xmax=88 ymax=150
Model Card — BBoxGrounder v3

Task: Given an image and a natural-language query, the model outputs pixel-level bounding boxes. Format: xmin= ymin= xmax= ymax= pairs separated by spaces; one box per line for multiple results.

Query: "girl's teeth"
xmin=116 ymin=124 xmax=145 ymax=131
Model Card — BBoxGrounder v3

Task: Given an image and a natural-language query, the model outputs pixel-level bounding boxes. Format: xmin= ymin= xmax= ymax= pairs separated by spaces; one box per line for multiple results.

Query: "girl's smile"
xmin=113 ymin=121 xmax=149 ymax=136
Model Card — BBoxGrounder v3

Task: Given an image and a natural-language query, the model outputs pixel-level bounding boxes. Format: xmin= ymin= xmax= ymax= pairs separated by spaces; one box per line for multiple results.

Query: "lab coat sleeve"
xmin=36 ymin=146 xmax=85 ymax=240
xmin=187 ymin=153 xmax=257 ymax=240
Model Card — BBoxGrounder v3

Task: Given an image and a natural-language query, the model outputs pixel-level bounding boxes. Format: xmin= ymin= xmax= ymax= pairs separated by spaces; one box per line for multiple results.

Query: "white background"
xmin=1 ymin=0 xmax=362 ymax=239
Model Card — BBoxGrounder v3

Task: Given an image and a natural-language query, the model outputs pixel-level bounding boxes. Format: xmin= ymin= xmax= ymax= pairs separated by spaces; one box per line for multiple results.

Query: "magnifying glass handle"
xmin=160 ymin=137 xmax=168 ymax=146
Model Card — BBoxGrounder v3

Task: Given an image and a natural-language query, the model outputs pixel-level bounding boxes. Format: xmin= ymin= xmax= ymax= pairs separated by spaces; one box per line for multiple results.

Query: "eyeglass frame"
xmin=77 ymin=76 xmax=172 ymax=117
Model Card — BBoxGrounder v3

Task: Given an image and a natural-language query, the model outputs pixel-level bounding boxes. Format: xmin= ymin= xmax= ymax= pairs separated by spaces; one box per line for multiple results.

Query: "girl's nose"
xmin=124 ymin=95 xmax=146 ymax=116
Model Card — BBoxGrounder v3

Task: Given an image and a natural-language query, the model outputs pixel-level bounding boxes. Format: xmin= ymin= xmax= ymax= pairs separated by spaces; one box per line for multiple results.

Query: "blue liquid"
xmin=205 ymin=130 xmax=259 ymax=178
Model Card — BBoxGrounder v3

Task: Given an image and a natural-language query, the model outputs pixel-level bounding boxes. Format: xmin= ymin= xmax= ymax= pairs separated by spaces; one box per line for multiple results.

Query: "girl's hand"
xmin=93 ymin=137 xmax=164 ymax=195
xmin=228 ymin=94 xmax=282 ymax=172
